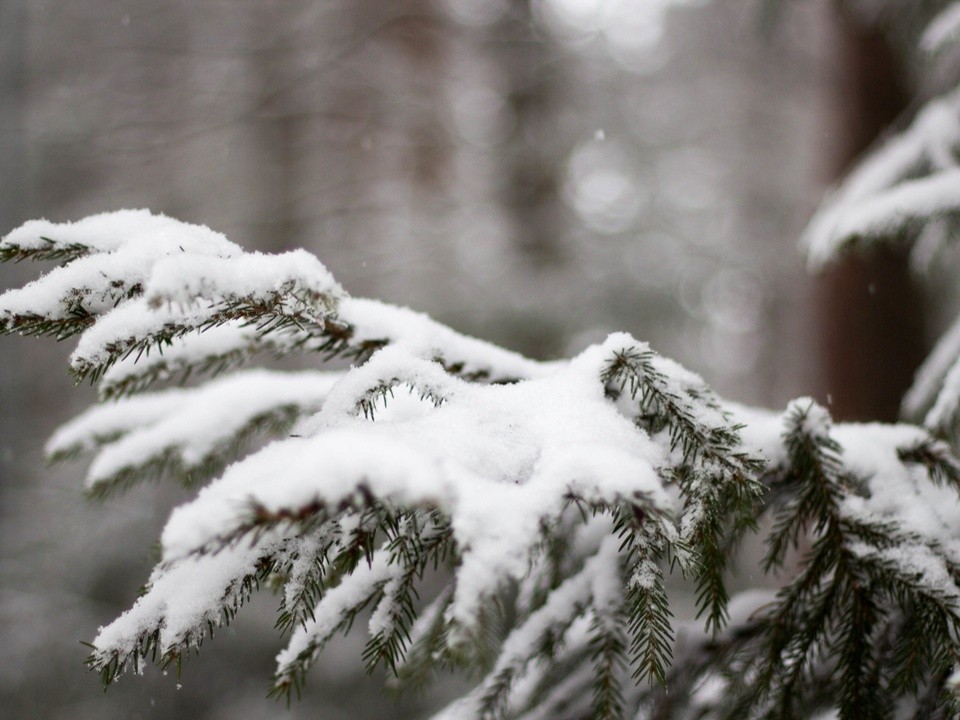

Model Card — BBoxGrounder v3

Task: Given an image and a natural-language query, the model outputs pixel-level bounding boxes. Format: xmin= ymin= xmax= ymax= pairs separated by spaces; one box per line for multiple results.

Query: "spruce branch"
xmin=897 ymin=437 xmax=960 ymax=488
xmin=270 ymin=547 xmax=397 ymax=702
xmin=273 ymin=531 xmax=336 ymax=637
xmin=80 ymin=405 xmax=301 ymax=499
xmin=728 ymin=400 xmax=960 ymax=720
xmin=47 ymin=370 xmax=337 ymax=498
xmin=87 ymin=536 xmax=284 ymax=687
xmin=362 ymin=511 xmax=454 ymax=676
xmin=602 ymin=344 xmax=766 ymax=635
xmin=588 ymin=608 xmax=629 ymax=720
xmin=0 ymin=235 xmax=92 ymax=264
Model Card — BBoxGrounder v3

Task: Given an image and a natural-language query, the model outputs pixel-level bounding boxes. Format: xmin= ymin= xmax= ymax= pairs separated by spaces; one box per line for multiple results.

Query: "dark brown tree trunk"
xmin=816 ymin=10 xmax=926 ymax=422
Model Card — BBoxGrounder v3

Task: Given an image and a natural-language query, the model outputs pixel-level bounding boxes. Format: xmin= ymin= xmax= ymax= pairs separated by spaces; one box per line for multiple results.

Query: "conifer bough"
xmin=4 ymin=196 xmax=960 ymax=720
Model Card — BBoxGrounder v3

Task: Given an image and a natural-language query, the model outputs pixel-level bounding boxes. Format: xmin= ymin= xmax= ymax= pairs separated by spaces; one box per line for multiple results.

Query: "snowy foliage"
xmin=5 ymin=201 xmax=960 ymax=719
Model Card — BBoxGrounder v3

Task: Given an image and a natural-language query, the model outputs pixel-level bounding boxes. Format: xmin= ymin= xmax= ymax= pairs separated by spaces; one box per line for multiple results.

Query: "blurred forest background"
xmin=0 ymin=0 xmax=947 ymax=718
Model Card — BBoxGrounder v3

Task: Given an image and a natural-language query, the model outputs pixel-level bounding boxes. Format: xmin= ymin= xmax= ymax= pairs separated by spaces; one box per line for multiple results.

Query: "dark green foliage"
xmin=602 ymin=347 xmax=766 ymax=635
xmin=0 ymin=236 xmax=91 ymax=263
xmin=589 ymin=609 xmax=629 ymax=720
xmin=722 ymin=402 xmax=960 ymax=720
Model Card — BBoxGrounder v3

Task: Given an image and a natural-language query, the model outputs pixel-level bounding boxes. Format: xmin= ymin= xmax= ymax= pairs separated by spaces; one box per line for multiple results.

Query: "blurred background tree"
xmin=0 ymin=0 xmax=941 ymax=718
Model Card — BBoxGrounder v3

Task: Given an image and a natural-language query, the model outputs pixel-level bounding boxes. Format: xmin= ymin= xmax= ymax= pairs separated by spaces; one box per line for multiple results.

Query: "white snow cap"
xmin=145 ymin=250 xmax=343 ymax=307
xmin=1 ymin=208 xmax=241 ymax=256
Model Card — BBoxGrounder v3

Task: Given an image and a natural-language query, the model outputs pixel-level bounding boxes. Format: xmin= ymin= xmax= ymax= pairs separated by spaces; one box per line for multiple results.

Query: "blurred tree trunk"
xmin=495 ymin=0 xmax=566 ymax=268
xmin=816 ymin=8 xmax=926 ymax=422
xmin=251 ymin=3 xmax=309 ymax=252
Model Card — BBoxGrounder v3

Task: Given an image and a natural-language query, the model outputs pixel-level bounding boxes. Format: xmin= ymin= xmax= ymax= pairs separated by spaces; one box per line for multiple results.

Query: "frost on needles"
xmin=4 ymin=211 xmax=960 ymax=720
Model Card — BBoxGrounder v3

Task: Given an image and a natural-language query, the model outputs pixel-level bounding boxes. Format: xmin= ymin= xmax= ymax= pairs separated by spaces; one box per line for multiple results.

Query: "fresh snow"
xmin=923 ymin=2 xmax=960 ymax=53
xmin=95 ymin=321 xmax=275 ymax=398
xmin=52 ymin=370 xmax=342 ymax=492
xmin=0 ymin=209 xmax=240 ymax=256
xmin=924 ymin=354 xmax=960 ymax=432
xmin=0 ymin=210 xmax=240 ymax=323
xmin=70 ymin=297 xmax=223 ymax=372
xmin=805 ymin=168 xmax=960 ymax=266
xmin=902 ymin=312 xmax=960 ymax=422
xmin=338 ymin=297 xmax=551 ymax=382
xmin=275 ymin=549 xmax=396 ymax=675
xmin=144 ymin=250 xmax=343 ymax=308
xmin=92 ymin=533 xmax=285 ymax=660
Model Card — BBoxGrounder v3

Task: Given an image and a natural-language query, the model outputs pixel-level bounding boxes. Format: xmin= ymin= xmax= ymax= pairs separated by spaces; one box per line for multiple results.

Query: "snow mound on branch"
xmin=47 ymin=370 xmax=341 ymax=491
xmin=802 ymin=90 xmax=960 ymax=268
xmin=0 ymin=208 xmax=241 ymax=256
xmin=0 ymin=210 xmax=242 ymax=323
xmin=923 ymin=2 xmax=960 ymax=54
xmin=145 ymin=250 xmax=343 ymax=307
xmin=339 ymin=297 xmax=551 ymax=381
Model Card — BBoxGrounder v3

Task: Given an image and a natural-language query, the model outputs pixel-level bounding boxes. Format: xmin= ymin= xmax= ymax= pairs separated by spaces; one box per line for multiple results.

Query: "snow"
xmin=339 ymin=297 xmax=551 ymax=382
xmin=55 ymin=309 xmax=772 ymax=668
xmin=489 ymin=533 xmax=618 ymax=671
xmin=0 ymin=211 xmax=240 ymax=324
xmin=95 ymin=321 xmax=274 ymax=398
xmin=0 ymin=251 xmax=156 ymax=321
xmin=280 ymin=530 xmax=336 ymax=616
xmin=93 ymin=532 xmax=284 ymax=660
xmin=70 ymin=298 xmax=219 ymax=372
xmin=1 ymin=211 xmax=347 ymax=410
xmin=924 ymin=355 xmax=960 ymax=432
xmin=367 ymin=577 xmax=403 ymax=640
xmin=145 ymin=250 xmax=343 ymax=309
xmin=803 ymin=90 xmax=960 ymax=268
xmin=690 ymin=673 xmax=726 ymax=709
xmin=923 ymin=2 xmax=960 ymax=53
xmin=0 ymin=209 xmax=240 ymax=256
xmin=726 ymin=399 xmax=960 ymax=600
xmin=806 ymin=168 xmax=960 ymax=266
xmin=847 ymin=540 xmax=960 ymax=604
xmin=0 ymin=210 xmax=241 ymax=334
xmin=790 ymin=396 xmax=832 ymax=440
xmin=14 ymin=208 xmax=960 ymax=705
xmin=302 ymin=345 xmax=459 ymax=428
xmin=68 ymin=370 xmax=340 ymax=491
xmin=396 ymin=585 xmax=452 ymax=670
xmin=947 ymin=665 xmax=960 ymax=693
xmin=3 ymin=210 xmax=555 ymax=407
xmin=733 ymin=397 xmax=960 ymax=557
xmin=833 ymin=422 xmax=960 ymax=548
xmin=434 ymin=529 xmax=619 ymax=720
xmin=726 ymin=402 xmax=787 ymax=467
xmin=902 ymin=313 xmax=960 ymax=422
xmin=46 ymin=389 xmax=190 ymax=459
xmin=723 ymin=589 xmax=777 ymax=631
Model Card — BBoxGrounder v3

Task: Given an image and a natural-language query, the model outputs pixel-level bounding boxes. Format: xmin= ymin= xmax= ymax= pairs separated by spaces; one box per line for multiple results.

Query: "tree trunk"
xmin=816 ymin=9 xmax=926 ymax=422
